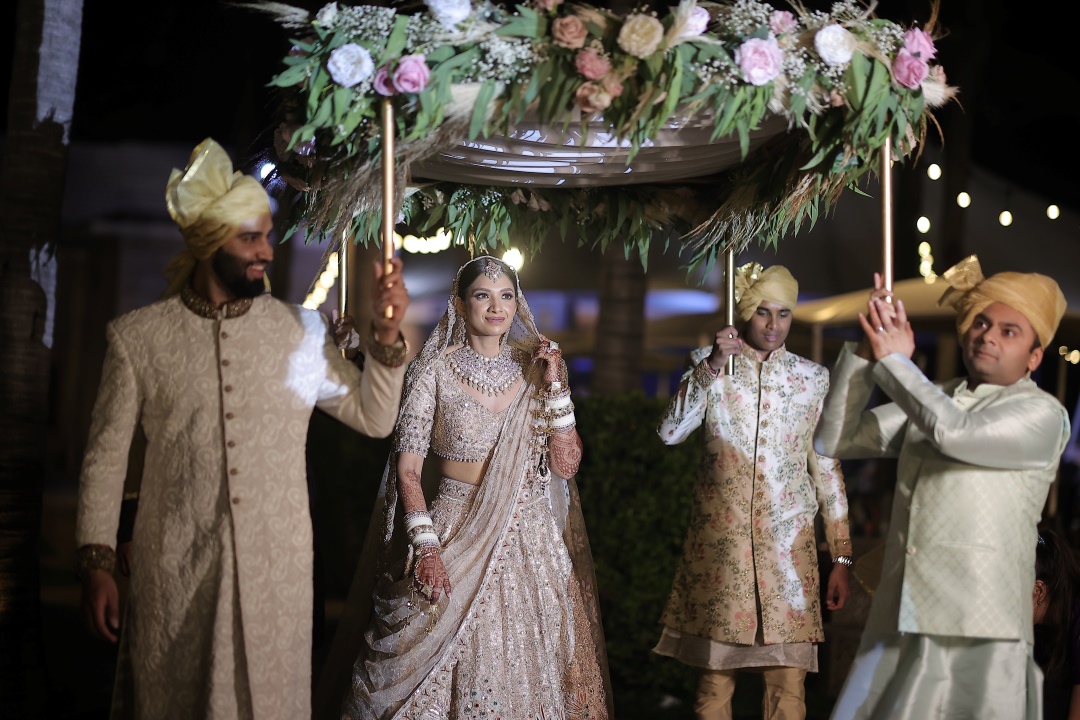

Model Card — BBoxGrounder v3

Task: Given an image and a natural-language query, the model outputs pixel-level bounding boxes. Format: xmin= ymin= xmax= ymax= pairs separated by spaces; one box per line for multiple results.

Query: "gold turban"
xmin=734 ymin=262 xmax=799 ymax=322
xmin=938 ymin=255 xmax=1066 ymax=349
xmin=162 ymin=138 xmax=271 ymax=297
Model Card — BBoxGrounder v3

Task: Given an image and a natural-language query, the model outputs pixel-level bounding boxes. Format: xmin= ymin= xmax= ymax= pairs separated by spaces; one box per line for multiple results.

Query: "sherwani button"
xmin=907 ymin=546 xmax=917 ymax=556
xmin=225 ymin=412 xmax=235 ymax=420
xmin=232 ymin=497 xmax=240 ymax=505
xmin=221 ymin=331 xmax=229 ymax=339
xmin=230 ymin=468 xmax=239 ymax=476
xmin=227 ymin=440 xmax=236 ymax=448
xmin=224 ymin=385 xmax=233 ymax=392
xmin=221 ymin=359 xmax=230 ymax=366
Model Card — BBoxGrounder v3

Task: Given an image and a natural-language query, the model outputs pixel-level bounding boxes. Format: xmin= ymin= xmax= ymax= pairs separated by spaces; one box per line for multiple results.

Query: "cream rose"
xmin=327 ymin=43 xmax=374 ymax=88
xmin=814 ymin=24 xmax=855 ymax=67
xmin=617 ymin=14 xmax=665 ymax=59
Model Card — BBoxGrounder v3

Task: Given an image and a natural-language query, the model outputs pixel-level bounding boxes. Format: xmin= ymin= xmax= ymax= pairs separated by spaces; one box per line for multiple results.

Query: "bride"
xmin=319 ymin=255 xmax=610 ymax=720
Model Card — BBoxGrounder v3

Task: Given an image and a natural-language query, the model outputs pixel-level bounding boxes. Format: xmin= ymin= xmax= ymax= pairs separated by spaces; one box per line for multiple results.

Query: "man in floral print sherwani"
xmin=654 ymin=263 xmax=852 ymax=720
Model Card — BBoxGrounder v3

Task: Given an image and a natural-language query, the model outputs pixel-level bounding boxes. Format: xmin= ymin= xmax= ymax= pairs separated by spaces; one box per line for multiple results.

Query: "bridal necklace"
xmin=448 ymin=342 xmax=524 ymax=397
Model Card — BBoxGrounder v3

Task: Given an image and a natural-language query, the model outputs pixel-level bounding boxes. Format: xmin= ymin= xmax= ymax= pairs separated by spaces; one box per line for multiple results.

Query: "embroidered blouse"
xmin=394 ymin=355 xmax=511 ymax=462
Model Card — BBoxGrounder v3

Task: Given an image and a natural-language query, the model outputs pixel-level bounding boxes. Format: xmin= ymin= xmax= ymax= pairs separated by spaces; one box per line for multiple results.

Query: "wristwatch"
xmin=833 ymin=555 xmax=854 ymax=567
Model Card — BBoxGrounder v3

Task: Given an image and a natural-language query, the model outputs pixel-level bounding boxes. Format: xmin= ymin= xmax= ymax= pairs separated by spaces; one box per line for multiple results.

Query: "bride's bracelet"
xmin=404 ymin=510 xmax=433 ymax=532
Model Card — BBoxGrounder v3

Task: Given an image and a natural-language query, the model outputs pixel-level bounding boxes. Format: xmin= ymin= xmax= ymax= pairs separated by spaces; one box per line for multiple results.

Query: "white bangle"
xmin=546 ymin=394 xmax=572 ymax=411
xmin=411 ymin=531 xmax=439 ymax=546
xmin=550 ymin=412 xmax=576 ymax=429
xmin=405 ymin=514 xmax=433 ymax=532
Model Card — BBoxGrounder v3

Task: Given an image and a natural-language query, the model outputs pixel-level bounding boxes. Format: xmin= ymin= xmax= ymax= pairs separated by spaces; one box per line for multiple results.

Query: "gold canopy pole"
xmin=725 ymin=248 xmax=736 ymax=375
xmin=881 ymin=142 xmax=894 ymax=292
xmin=381 ymin=98 xmax=396 ymax=319
xmin=338 ymin=231 xmax=350 ymax=358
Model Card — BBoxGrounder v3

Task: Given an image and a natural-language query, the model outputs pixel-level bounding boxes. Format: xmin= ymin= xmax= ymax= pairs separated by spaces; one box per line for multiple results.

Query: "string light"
xmin=926 ymin=163 xmax=942 ymax=180
xmin=956 ymin=192 xmax=971 ymax=208
xmin=1047 ymin=205 xmax=1061 ymax=220
xmin=1059 ymin=346 xmax=1080 ymax=365
xmin=400 ymin=228 xmax=452 ymax=254
xmin=918 ymin=241 xmax=937 ymax=283
xmin=916 ymin=216 xmax=931 ymax=233
xmin=999 ymin=210 xmax=1013 ymax=227
xmin=302 ymin=251 xmax=339 ymax=310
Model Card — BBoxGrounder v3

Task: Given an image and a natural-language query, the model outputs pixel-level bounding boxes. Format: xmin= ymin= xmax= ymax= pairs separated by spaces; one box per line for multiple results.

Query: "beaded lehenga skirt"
xmin=388 ymin=476 xmax=607 ymax=720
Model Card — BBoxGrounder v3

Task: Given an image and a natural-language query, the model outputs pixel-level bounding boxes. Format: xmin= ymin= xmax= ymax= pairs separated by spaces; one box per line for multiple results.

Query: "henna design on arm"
xmin=549 ymin=429 xmax=583 ymax=478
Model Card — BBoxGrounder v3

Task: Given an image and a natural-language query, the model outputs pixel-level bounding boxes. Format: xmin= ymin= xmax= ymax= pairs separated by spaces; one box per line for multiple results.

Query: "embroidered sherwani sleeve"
xmin=658 ymin=351 xmax=713 ymax=445
xmin=873 ymin=352 xmax=1069 ymax=469
xmin=814 ymin=343 xmax=907 ymax=460
xmin=315 ymin=320 xmax=405 ymax=439
xmin=807 ymin=376 xmax=851 ymax=558
xmin=76 ymin=323 xmax=142 ymax=549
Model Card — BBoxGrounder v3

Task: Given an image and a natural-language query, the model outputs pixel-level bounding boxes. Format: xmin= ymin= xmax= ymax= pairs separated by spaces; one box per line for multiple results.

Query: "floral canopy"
xmin=259 ymin=0 xmax=955 ymax=272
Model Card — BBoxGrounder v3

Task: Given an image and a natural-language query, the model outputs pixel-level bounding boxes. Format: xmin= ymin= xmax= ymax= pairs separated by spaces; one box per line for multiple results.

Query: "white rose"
xmin=327 ymin=43 xmax=374 ymax=88
xmin=314 ymin=2 xmax=339 ymax=27
xmin=617 ymin=14 xmax=665 ymax=59
xmin=427 ymin=0 xmax=471 ymax=30
xmin=814 ymin=24 xmax=855 ymax=67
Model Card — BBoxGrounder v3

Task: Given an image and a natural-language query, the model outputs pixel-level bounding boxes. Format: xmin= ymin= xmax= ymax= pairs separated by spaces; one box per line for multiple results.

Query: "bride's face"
xmin=457 ymin=274 xmax=518 ymax=340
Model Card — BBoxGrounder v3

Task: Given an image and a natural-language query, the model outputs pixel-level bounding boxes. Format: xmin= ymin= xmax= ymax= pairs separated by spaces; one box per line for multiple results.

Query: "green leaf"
xmin=332 ymin=85 xmax=353 ymax=125
xmin=496 ymin=6 xmax=545 ymax=38
xmin=308 ymin=68 xmax=329 ymax=115
xmin=847 ymin=52 xmax=868 ymax=110
xmin=269 ymin=63 xmax=309 ymax=89
xmin=469 ymin=80 xmax=498 ymax=139
xmin=383 ymin=15 xmax=411 ymax=60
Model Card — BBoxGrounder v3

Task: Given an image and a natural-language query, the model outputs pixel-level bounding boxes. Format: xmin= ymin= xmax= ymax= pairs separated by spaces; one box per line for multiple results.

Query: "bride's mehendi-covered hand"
xmin=531 ymin=335 xmax=563 ymax=384
xmin=414 ymin=552 xmax=452 ymax=602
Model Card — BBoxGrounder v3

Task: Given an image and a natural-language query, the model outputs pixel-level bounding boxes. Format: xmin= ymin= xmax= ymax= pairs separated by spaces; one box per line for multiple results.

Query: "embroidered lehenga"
xmin=317 ymin=260 xmax=610 ymax=720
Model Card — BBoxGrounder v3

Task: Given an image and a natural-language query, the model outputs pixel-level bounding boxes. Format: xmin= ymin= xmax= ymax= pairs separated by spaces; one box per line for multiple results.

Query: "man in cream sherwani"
xmin=75 ymin=139 xmax=409 ymax=720
xmin=815 ymin=257 xmax=1070 ymax=720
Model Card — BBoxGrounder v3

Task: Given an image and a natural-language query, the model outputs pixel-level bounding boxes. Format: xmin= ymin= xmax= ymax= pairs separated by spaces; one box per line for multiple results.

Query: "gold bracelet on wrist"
xmin=367 ymin=324 xmax=408 ymax=368
xmin=75 ymin=544 xmax=116 ymax=583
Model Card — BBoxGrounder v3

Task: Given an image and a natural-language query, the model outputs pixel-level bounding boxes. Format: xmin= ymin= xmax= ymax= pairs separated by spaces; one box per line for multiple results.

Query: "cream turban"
xmin=162 ymin=138 xmax=271 ymax=297
xmin=734 ymin=263 xmax=799 ymax=322
xmin=938 ymin=255 xmax=1066 ymax=349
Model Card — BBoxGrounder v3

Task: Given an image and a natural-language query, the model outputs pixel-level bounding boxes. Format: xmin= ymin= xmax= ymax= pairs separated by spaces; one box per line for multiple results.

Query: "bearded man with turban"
xmin=816 ymin=258 xmax=1070 ymax=720
xmin=74 ymin=139 xmax=410 ymax=720
xmin=655 ymin=263 xmax=852 ymax=720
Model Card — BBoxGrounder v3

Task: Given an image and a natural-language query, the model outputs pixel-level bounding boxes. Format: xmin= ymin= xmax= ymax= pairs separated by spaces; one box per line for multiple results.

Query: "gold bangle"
xmin=75 ymin=544 xmax=116 ymax=583
xmin=367 ymin=324 xmax=408 ymax=368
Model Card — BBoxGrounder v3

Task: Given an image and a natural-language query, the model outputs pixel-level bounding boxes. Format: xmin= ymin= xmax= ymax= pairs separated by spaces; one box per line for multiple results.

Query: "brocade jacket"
xmin=658 ymin=344 xmax=851 ymax=646
xmin=76 ymin=293 xmax=405 ymax=720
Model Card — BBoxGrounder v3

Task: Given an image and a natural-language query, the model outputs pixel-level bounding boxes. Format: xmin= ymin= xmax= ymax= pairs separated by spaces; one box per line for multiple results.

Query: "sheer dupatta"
xmin=314 ymin=258 xmax=611 ymax=720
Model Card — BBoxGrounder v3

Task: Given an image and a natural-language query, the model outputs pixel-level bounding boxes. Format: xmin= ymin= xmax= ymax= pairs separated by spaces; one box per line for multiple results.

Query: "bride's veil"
xmin=314 ymin=257 xmax=611 ymax=720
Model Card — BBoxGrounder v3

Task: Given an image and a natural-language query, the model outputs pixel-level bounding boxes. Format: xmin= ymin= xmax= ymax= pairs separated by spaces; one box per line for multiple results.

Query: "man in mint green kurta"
xmin=815 ymin=258 xmax=1070 ymax=720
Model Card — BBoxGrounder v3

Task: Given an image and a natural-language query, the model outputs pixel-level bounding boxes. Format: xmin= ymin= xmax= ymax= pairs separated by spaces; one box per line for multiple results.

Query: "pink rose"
xmin=687 ymin=6 xmax=710 ymax=35
xmin=902 ymin=27 xmax=936 ymax=60
xmin=602 ymin=75 xmax=624 ymax=97
xmin=734 ymin=36 xmax=784 ymax=86
xmin=892 ymin=48 xmax=928 ymax=89
xmin=535 ymin=0 xmax=563 ymax=11
xmin=574 ymin=81 xmax=612 ymax=113
xmin=574 ymin=48 xmax=610 ymax=80
xmin=392 ymin=54 xmax=430 ymax=94
xmin=552 ymin=15 xmax=588 ymax=49
xmin=373 ymin=67 xmax=395 ymax=96
xmin=769 ymin=10 xmax=797 ymax=36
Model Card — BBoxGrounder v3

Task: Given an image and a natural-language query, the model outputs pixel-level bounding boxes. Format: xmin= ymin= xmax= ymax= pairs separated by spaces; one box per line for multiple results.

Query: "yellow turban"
xmin=162 ymin=138 xmax=271 ymax=297
xmin=734 ymin=263 xmax=799 ymax=322
xmin=938 ymin=255 xmax=1066 ymax=349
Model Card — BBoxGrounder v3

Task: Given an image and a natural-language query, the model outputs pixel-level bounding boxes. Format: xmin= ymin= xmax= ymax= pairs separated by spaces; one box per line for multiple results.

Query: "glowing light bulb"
xmin=926 ymin=164 xmax=942 ymax=180
xmin=999 ymin=211 xmax=1013 ymax=227
xmin=956 ymin=192 xmax=971 ymax=208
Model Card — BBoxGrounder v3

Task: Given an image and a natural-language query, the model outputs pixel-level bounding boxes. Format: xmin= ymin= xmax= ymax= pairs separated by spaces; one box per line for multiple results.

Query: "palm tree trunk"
xmin=591 ymin=244 xmax=646 ymax=395
xmin=0 ymin=0 xmax=83 ymax=715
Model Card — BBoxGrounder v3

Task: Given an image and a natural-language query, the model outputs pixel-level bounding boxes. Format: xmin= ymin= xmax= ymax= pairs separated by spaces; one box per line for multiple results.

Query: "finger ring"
xmin=877 ymin=326 xmax=885 ymax=333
